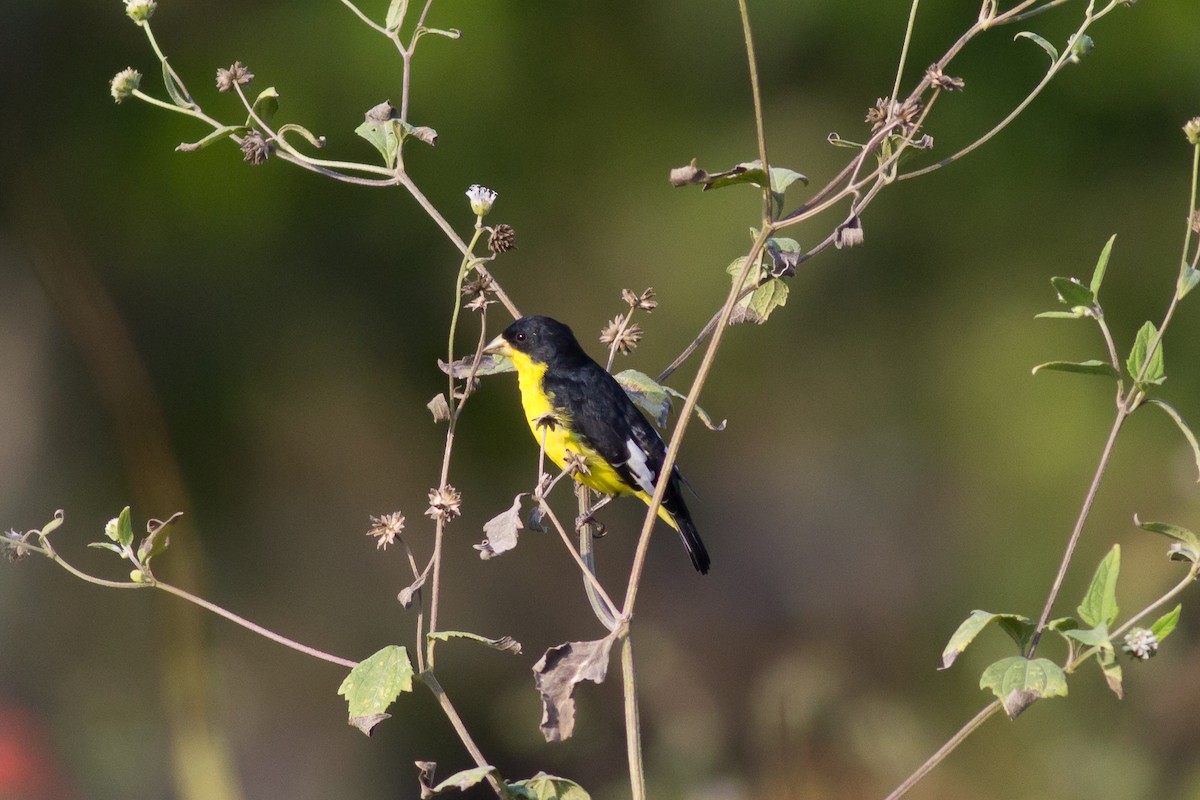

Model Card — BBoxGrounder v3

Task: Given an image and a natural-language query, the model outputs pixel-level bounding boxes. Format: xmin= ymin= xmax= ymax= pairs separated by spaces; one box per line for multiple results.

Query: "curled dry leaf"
xmin=532 ymin=636 xmax=615 ymax=742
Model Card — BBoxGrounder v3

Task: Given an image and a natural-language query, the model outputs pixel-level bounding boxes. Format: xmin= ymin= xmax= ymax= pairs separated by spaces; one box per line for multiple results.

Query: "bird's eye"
xmin=515 ymin=332 xmax=527 ymax=342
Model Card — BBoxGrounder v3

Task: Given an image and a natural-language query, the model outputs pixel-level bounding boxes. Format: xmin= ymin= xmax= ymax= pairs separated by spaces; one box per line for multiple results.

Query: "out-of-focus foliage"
xmin=2 ymin=1 xmax=1199 ymax=798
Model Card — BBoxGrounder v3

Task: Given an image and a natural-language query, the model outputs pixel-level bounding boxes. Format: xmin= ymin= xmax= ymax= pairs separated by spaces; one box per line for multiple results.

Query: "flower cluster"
xmin=1122 ymin=628 xmax=1158 ymax=661
xmin=109 ymin=68 xmax=142 ymax=103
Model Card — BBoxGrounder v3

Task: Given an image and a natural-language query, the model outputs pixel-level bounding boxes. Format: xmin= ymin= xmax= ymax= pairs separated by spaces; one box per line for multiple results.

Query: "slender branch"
xmin=901 ymin=2 xmax=1118 ymax=181
xmin=396 ymin=173 xmax=522 ymax=319
xmin=884 ymin=701 xmax=1002 ymax=799
xmin=1028 ymin=410 xmax=1126 ymax=653
xmin=422 ymin=672 xmax=506 ymax=798
xmin=338 ymin=0 xmax=389 ymax=35
xmin=737 ymin=0 xmax=771 ymax=221
xmin=620 ymin=635 xmax=646 ymax=800
xmin=623 ymin=227 xmax=772 ymax=617
xmin=154 ymin=581 xmax=358 ymax=668
xmin=891 ymin=0 xmax=922 ymax=106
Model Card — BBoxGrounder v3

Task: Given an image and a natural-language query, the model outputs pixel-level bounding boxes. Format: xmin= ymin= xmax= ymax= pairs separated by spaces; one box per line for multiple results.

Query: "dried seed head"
xmin=622 ymin=288 xmax=657 ymax=311
xmin=600 ymin=316 xmax=643 ymax=355
xmin=533 ymin=413 xmax=559 ymax=431
xmin=926 ymin=65 xmax=965 ymax=92
xmin=240 ymin=131 xmax=273 ymax=165
xmin=1122 ymin=628 xmax=1158 ymax=660
xmin=1190 ymin=209 xmax=1200 ymax=234
xmin=865 ymin=97 xmax=892 ymax=132
xmin=563 ymin=450 xmax=591 ymax=478
xmin=466 ymin=184 xmax=497 ymax=217
xmin=488 ymin=224 xmax=516 ymax=254
xmin=1184 ymin=117 xmax=1200 ymax=146
xmin=110 ymin=68 xmax=142 ymax=104
xmin=367 ymin=512 xmax=405 ymax=550
xmin=425 ymin=485 xmax=462 ymax=523
xmin=216 ymin=62 xmax=254 ymax=93
xmin=124 ymin=0 xmax=156 ymax=23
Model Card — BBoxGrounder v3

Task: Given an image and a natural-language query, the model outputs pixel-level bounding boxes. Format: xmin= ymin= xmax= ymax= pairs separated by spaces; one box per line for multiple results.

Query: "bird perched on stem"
xmin=484 ymin=315 xmax=709 ymax=573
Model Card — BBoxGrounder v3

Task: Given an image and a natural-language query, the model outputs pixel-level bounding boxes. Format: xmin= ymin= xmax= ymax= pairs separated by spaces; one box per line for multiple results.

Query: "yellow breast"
xmin=507 ymin=349 xmax=632 ymax=497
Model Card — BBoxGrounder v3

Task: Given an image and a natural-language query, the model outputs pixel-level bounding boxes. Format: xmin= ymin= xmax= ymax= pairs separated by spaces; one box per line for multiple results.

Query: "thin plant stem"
xmin=1028 ymin=410 xmax=1126 ymax=653
xmin=338 ymin=0 xmax=388 ymax=34
xmin=623 ymin=227 xmax=772 ymax=617
xmin=884 ymin=701 xmax=1002 ymax=799
xmin=737 ymin=0 xmax=771 ymax=221
xmin=575 ymin=485 xmax=621 ymax=631
xmin=891 ymin=0 xmax=922 ymax=106
xmin=901 ymin=2 xmax=1119 ymax=182
xmin=154 ymin=582 xmax=358 ymax=668
xmin=422 ymin=672 xmax=506 ymax=798
xmin=621 ymin=635 xmax=646 ymax=800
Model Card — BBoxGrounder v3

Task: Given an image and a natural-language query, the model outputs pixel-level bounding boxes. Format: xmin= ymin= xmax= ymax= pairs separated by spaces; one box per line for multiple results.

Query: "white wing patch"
xmin=624 ymin=438 xmax=657 ymax=495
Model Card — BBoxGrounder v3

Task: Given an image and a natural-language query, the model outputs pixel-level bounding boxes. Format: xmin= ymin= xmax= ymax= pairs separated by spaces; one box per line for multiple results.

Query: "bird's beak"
xmin=483 ymin=334 xmax=511 ymax=356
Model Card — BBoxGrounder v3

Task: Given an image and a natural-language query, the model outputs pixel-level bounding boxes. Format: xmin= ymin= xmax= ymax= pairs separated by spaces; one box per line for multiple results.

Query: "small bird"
xmin=484 ymin=315 xmax=710 ymax=573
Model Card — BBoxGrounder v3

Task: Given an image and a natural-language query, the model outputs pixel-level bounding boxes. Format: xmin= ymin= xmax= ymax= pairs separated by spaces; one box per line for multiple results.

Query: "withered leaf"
xmin=532 ymin=636 xmax=615 ymax=742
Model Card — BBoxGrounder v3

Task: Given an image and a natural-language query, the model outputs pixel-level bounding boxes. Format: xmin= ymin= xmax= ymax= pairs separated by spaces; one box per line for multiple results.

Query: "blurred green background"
xmin=3 ymin=1 xmax=1200 ymax=798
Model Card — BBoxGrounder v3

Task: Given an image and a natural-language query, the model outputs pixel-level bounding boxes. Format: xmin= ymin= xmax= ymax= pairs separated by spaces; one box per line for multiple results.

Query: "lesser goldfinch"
xmin=484 ymin=315 xmax=710 ymax=574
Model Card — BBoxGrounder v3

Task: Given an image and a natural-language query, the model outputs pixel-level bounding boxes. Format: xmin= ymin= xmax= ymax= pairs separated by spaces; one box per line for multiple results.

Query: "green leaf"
xmin=1145 ymin=398 xmax=1200 ymax=482
xmin=1034 ymin=310 xmax=1088 ymax=320
xmin=614 ymin=369 xmax=671 ymax=428
xmin=1050 ymin=276 xmax=1095 ymax=308
xmin=1015 ymin=31 xmax=1059 ymax=63
xmin=338 ymin=645 xmax=414 ymax=735
xmin=1063 ymin=623 xmax=1110 ymax=649
xmin=940 ymin=610 xmax=1034 ymax=670
xmin=355 ymin=105 xmax=403 ymax=169
xmin=671 ymin=160 xmax=808 ymax=197
xmin=138 ymin=511 xmax=182 ymax=566
xmin=114 ymin=506 xmax=134 ymax=549
xmin=1150 ymin=604 xmax=1181 ymax=641
xmin=1126 ymin=321 xmax=1166 ymax=387
xmin=1031 ymin=360 xmax=1118 ymax=378
xmin=1134 ymin=516 xmax=1200 ymax=563
xmin=429 ymin=766 xmax=497 ymax=795
xmin=385 ymin=0 xmax=405 ymax=30
xmin=175 ymin=125 xmax=250 ymax=153
xmin=1090 ymin=234 xmax=1116 ymax=297
xmin=417 ymin=26 xmax=463 ymax=40
xmin=88 ymin=541 xmax=126 ymax=556
xmin=979 ymin=656 xmax=1068 ymax=719
xmin=1099 ymin=648 xmax=1123 ymax=699
xmin=161 ymin=61 xmax=193 ymax=108
xmin=1179 ymin=262 xmax=1200 ymax=298
xmin=1046 ymin=616 xmax=1078 ymax=632
xmin=507 ymin=773 xmax=592 ymax=800
xmin=726 ymin=257 xmax=788 ymax=325
xmin=39 ymin=510 xmax=65 ymax=538
xmin=427 ymin=630 xmax=522 ymax=654
xmin=276 ymin=123 xmax=326 ymax=149
xmin=661 ymin=384 xmax=727 ymax=432
xmin=1078 ymin=545 xmax=1120 ymax=628
xmin=247 ymin=86 xmax=279 ymax=127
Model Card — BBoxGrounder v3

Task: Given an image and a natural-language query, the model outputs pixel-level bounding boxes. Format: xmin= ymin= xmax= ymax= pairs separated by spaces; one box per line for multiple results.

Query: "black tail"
xmin=664 ymin=483 xmax=709 ymax=574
